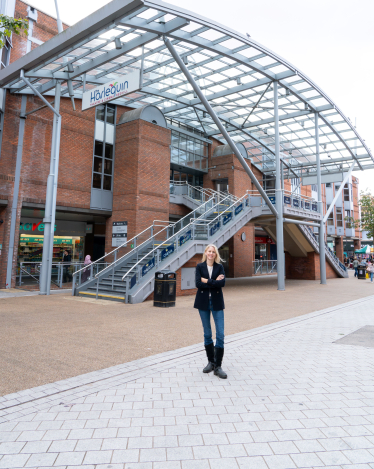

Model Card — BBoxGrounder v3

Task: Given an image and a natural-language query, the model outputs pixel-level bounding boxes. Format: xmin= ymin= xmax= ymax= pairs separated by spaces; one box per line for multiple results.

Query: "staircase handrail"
xmin=93 ymin=196 xmax=217 ymax=280
xmin=171 ymin=181 xmax=234 ymax=201
xmin=72 ymin=222 xmax=164 ymax=277
xmin=120 ymin=194 xmax=234 ymax=284
xmin=191 ymin=192 xmax=249 ymax=229
xmin=299 ymin=225 xmax=347 ymax=274
xmin=121 ymin=223 xmax=193 ymax=283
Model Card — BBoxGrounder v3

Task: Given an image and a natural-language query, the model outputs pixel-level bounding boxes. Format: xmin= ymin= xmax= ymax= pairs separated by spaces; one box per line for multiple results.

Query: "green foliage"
xmin=345 ymin=190 xmax=374 ymax=242
xmin=0 ymin=15 xmax=28 ymax=49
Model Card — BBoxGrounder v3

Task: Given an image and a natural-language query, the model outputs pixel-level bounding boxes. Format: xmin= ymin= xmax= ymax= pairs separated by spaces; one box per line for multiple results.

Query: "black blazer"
xmin=194 ymin=261 xmax=225 ymax=311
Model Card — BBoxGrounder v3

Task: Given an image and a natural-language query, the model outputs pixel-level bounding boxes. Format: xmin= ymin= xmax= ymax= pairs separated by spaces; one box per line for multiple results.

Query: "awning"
xmin=0 ymin=0 xmax=372 ymax=180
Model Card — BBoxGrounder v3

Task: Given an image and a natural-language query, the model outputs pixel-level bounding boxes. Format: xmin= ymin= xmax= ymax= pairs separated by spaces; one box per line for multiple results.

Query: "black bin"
xmin=154 ymin=270 xmax=176 ymax=307
xmin=358 ymin=265 xmax=367 ymax=279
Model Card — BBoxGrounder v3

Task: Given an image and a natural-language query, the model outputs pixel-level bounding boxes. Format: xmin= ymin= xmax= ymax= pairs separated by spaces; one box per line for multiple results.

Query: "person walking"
xmin=81 ymin=255 xmax=92 ymax=283
xmin=194 ymin=244 xmax=227 ymax=379
xmin=353 ymin=257 xmax=359 ymax=278
xmin=62 ymin=249 xmax=72 ymax=283
xmin=367 ymin=261 xmax=374 ymax=282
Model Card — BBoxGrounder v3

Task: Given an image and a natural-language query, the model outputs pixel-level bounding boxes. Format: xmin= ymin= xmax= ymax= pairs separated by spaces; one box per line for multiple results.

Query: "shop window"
xmin=345 ymin=210 xmax=352 ymax=228
xmin=336 ymin=207 xmax=343 ymax=227
xmin=91 ymin=104 xmax=116 ymax=192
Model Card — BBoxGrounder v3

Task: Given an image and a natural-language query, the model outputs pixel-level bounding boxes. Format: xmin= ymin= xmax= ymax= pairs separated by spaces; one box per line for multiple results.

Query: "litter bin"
xmin=358 ymin=265 xmax=366 ymax=279
xmin=154 ymin=270 xmax=176 ymax=307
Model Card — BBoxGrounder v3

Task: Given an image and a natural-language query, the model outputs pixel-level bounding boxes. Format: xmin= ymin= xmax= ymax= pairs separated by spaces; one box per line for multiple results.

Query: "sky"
xmin=27 ymin=0 xmax=374 ymax=191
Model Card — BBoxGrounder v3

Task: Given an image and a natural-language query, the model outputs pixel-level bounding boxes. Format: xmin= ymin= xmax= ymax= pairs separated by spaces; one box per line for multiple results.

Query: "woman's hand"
xmin=217 ymin=274 xmax=225 ymax=281
xmin=201 ymin=277 xmax=208 ymax=283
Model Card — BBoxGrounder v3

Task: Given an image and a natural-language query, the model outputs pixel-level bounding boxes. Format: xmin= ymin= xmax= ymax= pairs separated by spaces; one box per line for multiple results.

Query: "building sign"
xmin=235 ymin=203 xmax=243 ymax=216
xmin=210 ymin=221 xmax=220 ymax=237
xmin=112 ymin=221 xmax=128 ymax=247
xmin=179 ymin=230 xmax=192 ymax=247
xmin=19 ymin=236 xmax=73 ymax=245
xmin=255 ymin=236 xmax=275 ymax=245
xmin=222 ymin=212 xmax=232 ymax=225
xmin=20 ymin=218 xmax=86 ymax=236
xmin=161 ymin=245 xmax=175 ymax=261
xmin=142 ymin=257 xmax=155 ymax=277
xmin=82 ymin=70 xmax=140 ymax=110
xmin=284 ymin=196 xmax=291 ymax=205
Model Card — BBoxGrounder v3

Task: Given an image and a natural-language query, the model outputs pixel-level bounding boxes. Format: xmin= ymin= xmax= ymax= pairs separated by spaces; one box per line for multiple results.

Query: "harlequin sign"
xmin=142 ymin=257 xmax=155 ymax=276
xmin=161 ymin=245 xmax=174 ymax=260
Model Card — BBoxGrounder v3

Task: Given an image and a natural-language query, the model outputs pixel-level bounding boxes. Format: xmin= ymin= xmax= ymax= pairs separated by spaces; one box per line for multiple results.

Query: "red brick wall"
xmin=105 ymin=118 xmax=171 ymax=261
xmin=285 ymin=252 xmax=339 ymax=280
xmin=335 ymin=236 xmax=344 ymax=262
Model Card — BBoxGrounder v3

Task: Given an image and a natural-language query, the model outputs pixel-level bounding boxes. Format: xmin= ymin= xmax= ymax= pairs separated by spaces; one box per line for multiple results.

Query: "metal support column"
xmin=274 ymin=81 xmax=285 ymax=291
xmin=40 ymin=81 xmax=62 ymax=295
xmin=315 ymin=113 xmax=326 ymax=284
xmin=163 ymin=36 xmax=278 ymax=217
xmin=6 ymin=95 xmax=27 ymax=288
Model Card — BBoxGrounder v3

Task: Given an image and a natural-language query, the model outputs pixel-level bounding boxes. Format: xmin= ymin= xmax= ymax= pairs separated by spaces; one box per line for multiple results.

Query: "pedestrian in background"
xmin=367 ymin=262 xmax=374 ymax=282
xmin=82 ymin=255 xmax=92 ymax=283
xmin=194 ymin=244 xmax=227 ymax=379
xmin=353 ymin=257 xmax=359 ymax=278
xmin=62 ymin=249 xmax=72 ymax=283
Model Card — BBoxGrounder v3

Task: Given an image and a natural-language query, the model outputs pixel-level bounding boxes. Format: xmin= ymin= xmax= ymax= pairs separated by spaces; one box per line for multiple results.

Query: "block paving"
xmin=1 ymin=295 xmax=374 ymax=468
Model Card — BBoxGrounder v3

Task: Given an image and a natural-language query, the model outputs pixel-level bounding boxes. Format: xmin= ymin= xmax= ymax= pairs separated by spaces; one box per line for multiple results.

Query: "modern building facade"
xmin=0 ymin=0 xmax=371 ymax=300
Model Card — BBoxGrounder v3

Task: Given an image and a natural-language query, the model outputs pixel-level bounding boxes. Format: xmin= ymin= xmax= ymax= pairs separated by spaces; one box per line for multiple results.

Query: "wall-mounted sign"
xmin=112 ymin=221 xmax=127 ymax=247
xmin=20 ymin=218 xmax=86 ymax=236
xmin=82 ymin=70 xmax=140 ymax=111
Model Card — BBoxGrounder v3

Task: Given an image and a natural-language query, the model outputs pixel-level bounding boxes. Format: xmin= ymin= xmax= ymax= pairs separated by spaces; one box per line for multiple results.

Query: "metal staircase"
xmin=299 ymin=225 xmax=348 ymax=278
xmin=72 ymin=183 xmax=348 ymax=303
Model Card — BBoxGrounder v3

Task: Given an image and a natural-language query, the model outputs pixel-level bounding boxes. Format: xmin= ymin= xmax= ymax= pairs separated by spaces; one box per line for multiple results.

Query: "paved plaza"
xmin=1 ymin=293 xmax=374 ymax=468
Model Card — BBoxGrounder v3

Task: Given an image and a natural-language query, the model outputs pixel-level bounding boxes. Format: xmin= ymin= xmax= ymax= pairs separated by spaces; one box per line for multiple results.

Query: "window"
xmin=345 ymin=210 xmax=352 ymax=228
xmin=91 ymin=104 xmax=115 ymax=191
xmin=0 ymin=37 xmax=11 ymax=69
xmin=344 ymin=183 xmax=350 ymax=201
xmin=326 ymin=183 xmax=331 ymax=188
xmin=336 ymin=207 xmax=343 ymax=227
xmin=327 ymin=204 xmax=334 ymax=226
xmin=311 ymin=184 xmax=317 ymax=192
xmin=170 ymin=130 xmax=208 ymax=171
xmin=291 ymin=178 xmax=300 ymax=194
xmin=263 ymin=175 xmax=275 ymax=191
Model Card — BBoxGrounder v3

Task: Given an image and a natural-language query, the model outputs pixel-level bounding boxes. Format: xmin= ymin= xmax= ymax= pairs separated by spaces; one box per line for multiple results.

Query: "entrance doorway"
xmin=215 ymin=178 xmax=229 ymax=194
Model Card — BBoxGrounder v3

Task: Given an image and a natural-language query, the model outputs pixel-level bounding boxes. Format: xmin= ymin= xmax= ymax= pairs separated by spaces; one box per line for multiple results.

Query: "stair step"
xmin=79 ymin=291 xmax=126 ymax=301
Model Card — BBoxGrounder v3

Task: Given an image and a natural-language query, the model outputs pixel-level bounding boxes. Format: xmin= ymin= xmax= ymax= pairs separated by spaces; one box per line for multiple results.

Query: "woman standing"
xmin=194 ymin=244 xmax=227 ymax=379
xmin=81 ymin=255 xmax=92 ymax=283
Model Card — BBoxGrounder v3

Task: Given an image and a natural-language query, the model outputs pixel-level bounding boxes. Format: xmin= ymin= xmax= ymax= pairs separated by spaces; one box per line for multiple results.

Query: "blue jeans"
xmin=354 ymin=267 xmax=358 ymax=277
xmin=198 ymin=299 xmax=224 ymax=348
xmin=370 ymin=272 xmax=374 ymax=282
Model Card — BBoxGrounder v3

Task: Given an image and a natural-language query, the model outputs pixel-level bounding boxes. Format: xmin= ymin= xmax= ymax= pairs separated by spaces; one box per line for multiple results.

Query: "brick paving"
xmin=1 ymin=295 xmax=374 ymax=468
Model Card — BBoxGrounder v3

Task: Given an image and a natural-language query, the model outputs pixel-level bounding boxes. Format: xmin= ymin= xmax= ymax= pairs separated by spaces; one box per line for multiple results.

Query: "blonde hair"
xmin=202 ymin=244 xmax=224 ymax=263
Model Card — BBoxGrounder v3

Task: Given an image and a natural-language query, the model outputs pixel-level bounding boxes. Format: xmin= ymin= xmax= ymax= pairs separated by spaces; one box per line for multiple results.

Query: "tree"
xmin=0 ymin=15 xmax=28 ymax=49
xmin=345 ymin=190 xmax=374 ymax=244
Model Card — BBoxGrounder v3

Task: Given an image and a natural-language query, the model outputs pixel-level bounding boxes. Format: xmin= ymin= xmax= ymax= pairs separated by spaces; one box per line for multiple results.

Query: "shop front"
xmin=17 ymin=218 xmax=87 ymax=286
xmin=255 ymin=236 xmax=276 ymax=261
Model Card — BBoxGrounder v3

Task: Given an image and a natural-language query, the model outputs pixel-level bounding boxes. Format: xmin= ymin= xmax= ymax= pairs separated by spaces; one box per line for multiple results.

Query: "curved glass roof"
xmin=1 ymin=0 xmax=372 ymax=179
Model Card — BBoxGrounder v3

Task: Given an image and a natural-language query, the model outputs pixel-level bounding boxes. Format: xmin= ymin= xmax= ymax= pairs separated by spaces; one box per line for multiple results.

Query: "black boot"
xmin=203 ymin=343 xmax=215 ymax=373
xmin=214 ymin=347 xmax=227 ymax=379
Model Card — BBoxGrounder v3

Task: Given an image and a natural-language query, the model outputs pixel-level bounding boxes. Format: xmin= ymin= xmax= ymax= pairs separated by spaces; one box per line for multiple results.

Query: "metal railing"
xmin=72 ymin=195 xmax=224 ymax=296
xmin=18 ymin=262 xmax=109 ymax=288
xmin=253 ymin=260 xmax=278 ymax=274
xmin=120 ymin=192 xmax=250 ymax=302
xmin=300 ymin=226 xmax=347 ymax=274
xmin=248 ymin=189 xmax=318 ymax=213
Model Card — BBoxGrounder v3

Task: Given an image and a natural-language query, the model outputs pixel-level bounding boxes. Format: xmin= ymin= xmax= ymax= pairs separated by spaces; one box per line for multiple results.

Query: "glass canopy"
xmin=0 ymin=0 xmax=372 ymax=179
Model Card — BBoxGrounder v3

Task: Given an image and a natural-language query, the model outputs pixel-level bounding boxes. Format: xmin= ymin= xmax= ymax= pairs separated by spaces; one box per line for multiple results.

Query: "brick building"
xmin=0 ymin=0 xmax=369 ymax=300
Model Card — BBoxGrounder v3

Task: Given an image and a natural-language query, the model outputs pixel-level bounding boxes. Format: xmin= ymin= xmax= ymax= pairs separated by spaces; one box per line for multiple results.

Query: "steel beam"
xmin=20 ymin=71 xmax=60 ymax=117
xmin=274 ymin=81 xmax=285 ymax=291
xmin=6 ymin=95 xmax=27 ymax=288
xmin=315 ymin=113 xmax=326 ymax=284
xmin=284 ymin=218 xmax=320 ymax=228
xmin=39 ymin=81 xmax=62 ymax=295
xmin=323 ymin=161 xmax=356 ymax=224
xmin=163 ymin=35 xmax=278 ymax=218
